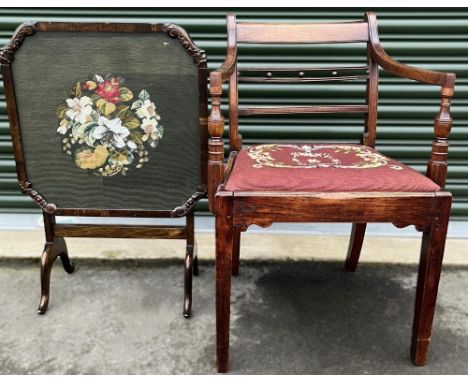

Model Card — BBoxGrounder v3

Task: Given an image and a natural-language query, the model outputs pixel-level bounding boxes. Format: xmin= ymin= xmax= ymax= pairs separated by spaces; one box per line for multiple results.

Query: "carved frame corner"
xmin=19 ymin=181 xmax=57 ymax=214
xmin=0 ymin=21 xmax=37 ymax=65
xmin=163 ymin=23 xmax=207 ymax=66
xmin=171 ymin=185 xmax=208 ymax=218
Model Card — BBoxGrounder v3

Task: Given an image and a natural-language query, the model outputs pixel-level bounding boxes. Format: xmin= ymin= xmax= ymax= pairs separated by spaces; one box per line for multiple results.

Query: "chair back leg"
xmin=344 ymin=223 xmax=367 ymax=272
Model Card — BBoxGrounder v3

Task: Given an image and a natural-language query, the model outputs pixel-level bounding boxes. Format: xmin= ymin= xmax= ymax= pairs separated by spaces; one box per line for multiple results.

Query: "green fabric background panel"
xmin=0 ymin=8 xmax=467 ymax=219
xmin=9 ymin=29 xmax=201 ymax=211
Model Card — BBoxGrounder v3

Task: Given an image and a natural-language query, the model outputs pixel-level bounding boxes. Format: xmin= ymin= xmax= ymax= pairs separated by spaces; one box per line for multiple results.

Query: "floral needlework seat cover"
xmin=225 ymin=144 xmax=440 ymax=193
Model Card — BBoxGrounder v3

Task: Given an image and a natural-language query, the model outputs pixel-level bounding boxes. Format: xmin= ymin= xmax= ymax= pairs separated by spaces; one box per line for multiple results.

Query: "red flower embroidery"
xmin=95 ymin=78 xmax=121 ymax=103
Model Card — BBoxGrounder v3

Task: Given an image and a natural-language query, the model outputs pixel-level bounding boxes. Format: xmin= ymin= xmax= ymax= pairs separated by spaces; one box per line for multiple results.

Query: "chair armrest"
xmin=211 ymin=52 xmax=237 ymax=83
xmin=366 ymin=12 xmax=456 ymax=188
xmin=367 ymin=12 xmax=455 ymax=87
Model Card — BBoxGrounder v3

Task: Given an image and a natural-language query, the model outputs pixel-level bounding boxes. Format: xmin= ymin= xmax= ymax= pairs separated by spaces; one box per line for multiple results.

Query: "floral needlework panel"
xmin=225 ymin=143 xmax=441 ymax=193
xmin=56 ymin=74 xmax=164 ymax=177
xmin=12 ymin=32 xmax=200 ymax=210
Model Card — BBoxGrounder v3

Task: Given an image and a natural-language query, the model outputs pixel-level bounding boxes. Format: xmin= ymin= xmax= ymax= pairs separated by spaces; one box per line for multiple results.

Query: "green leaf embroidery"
xmin=131 ymin=99 xmax=143 ymax=110
xmin=138 ymin=89 xmax=150 ymax=101
xmin=119 ymin=87 xmax=133 ymax=102
xmin=70 ymin=81 xmax=82 ymax=98
xmin=56 ymin=102 xmax=69 ymax=119
xmin=116 ymin=105 xmax=130 ymax=121
xmin=130 ymin=129 xmax=144 ymax=144
xmin=119 ymin=109 xmax=139 ymax=129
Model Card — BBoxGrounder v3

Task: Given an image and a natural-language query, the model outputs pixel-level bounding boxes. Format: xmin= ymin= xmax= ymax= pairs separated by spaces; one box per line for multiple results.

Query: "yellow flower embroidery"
xmin=75 ymin=145 xmax=109 ymax=170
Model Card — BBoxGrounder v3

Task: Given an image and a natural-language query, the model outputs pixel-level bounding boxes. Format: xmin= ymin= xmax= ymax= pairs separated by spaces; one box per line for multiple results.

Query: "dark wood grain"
xmin=238 ymin=74 xmax=369 ymax=83
xmin=239 ymin=65 xmax=370 ymax=73
xmin=231 ymin=230 xmax=241 ymax=276
xmin=344 ymin=223 xmax=367 ymax=272
xmin=54 ymin=224 xmax=187 ymax=239
xmin=238 ymin=105 xmax=369 ymax=115
xmin=230 ymin=192 xmax=440 ymax=228
xmin=38 ymin=212 xmax=75 ymax=314
xmin=367 ymin=13 xmax=455 ymax=86
xmin=363 ymin=13 xmax=379 ymax=148
xmin=236 ymin=21 xmax=369 ymax=44
xmin=184 ymin=212 xmax=195 ymax=318
xmin=411 ymin=194 xmax=451 ymax=365
xmin=215 ymin=194 xmax=233 ymax=373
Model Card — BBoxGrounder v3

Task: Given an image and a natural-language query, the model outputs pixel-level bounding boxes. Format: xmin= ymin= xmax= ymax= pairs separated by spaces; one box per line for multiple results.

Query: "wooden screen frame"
xmin=0 ymin=21 xmax=209 ymax=218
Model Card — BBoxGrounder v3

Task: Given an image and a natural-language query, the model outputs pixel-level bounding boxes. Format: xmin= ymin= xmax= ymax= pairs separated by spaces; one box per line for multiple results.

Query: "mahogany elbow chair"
xmin=0 ymin=22 xmax=208 ymax=318
xmin=208 ymin=13 xmax=455 ymax=372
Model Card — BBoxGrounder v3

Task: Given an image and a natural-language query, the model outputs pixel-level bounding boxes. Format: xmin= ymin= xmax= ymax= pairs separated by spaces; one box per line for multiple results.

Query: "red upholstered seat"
xmin=225 ymin=143 xmax=440 ymax=193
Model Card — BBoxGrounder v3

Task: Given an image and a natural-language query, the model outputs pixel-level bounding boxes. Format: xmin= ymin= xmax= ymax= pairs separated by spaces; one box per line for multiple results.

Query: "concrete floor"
xmin=1 ymin=259 xmax=468 ymax=374
xmin=2 ymin=230 xmax=468 ymax=265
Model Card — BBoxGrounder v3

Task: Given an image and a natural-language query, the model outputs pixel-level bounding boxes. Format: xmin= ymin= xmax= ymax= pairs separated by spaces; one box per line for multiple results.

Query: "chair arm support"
xmin=208 ymin=71 xmax=227 ymax=213
xmin=207 ymin=15 xmax=238 ymax=213
xmin=427 ymin=78 xmax=456 ymax=187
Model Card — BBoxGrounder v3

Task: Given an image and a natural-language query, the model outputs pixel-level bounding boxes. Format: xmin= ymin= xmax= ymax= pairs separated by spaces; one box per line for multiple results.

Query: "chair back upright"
xmin=227 ymin=13 xmax=379 ymax=151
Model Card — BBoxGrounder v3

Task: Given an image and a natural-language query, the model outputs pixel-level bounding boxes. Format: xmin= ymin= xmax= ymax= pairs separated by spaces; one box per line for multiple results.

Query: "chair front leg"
xmin=411 ymin=196 xmax=451 ymax=365
xmin=232 ymin=230 xmax=241 ymax=276
xmin=216 ymin=198 xmax=233 ymax=373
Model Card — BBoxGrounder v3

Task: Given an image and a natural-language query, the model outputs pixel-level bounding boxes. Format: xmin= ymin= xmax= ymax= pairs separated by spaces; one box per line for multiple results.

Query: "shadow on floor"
xmin=0 ymin=259 xmax=467 ymax=374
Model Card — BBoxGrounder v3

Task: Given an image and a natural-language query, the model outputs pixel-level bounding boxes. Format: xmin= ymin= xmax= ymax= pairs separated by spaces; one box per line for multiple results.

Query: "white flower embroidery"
xmin=65 ymin=96 xmax=93 ymax=124
xmin=127 ymin=140 xmax=137 ymax=150
xmin=136 ymin=99 xmax=157 ymax=119
xmin=141 ymin=118 xmax=161 ymax=143
xmin=56 ymin=119 xmax=70 ymax=135
xmin=93 ymin=116 xmax=130 ymax=148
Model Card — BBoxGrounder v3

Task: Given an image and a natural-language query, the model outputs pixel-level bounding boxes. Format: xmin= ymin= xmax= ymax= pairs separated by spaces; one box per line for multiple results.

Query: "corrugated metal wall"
xmin=0 ymin=8 xmax=467 ymax=218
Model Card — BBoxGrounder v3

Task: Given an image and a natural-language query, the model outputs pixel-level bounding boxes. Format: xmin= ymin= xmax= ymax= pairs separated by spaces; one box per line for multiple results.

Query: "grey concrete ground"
xmin=1 ymin=259 xmax=468 ymax=374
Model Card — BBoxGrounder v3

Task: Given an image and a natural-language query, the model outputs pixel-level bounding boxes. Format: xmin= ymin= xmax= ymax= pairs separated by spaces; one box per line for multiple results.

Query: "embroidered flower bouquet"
xmin=56 ymin=74 xmax=163 ymax=176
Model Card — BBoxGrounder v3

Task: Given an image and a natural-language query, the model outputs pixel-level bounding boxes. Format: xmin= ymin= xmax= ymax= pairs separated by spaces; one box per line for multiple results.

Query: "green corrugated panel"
xmin=0 ymin=8 xmax=467 ymax=219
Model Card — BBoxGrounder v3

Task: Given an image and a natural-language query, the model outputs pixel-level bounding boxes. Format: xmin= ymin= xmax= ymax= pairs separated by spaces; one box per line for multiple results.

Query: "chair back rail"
xmin=236 ymin=21 xmax=369 ymax=44
xmin=225 ymin=14 xmax=377 ymax=156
